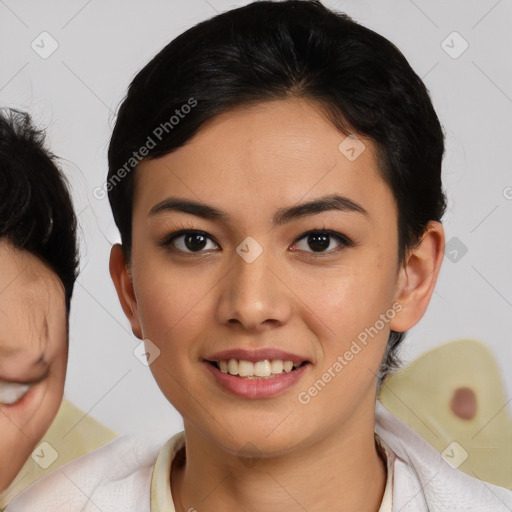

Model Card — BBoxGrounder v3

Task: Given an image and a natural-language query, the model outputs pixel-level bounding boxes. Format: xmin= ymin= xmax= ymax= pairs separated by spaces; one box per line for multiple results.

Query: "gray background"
xmin=1 ymin=0 xmax=511 ymax=443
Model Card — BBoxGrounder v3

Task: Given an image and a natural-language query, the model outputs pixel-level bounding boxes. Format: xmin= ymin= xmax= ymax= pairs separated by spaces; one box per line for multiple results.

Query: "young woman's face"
xmin=127 ymin=98 xmax=405 ymax=455
xmin=0 ymin=240 xmax=67 ymax=491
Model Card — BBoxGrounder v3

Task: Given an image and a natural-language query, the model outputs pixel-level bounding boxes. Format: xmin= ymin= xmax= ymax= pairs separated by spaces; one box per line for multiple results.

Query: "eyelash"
xmin=158 ymin=223 xmax=354 ymax=258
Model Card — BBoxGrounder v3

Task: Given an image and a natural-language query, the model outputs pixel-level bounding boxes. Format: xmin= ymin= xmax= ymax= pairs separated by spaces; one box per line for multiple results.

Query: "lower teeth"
xmin=236 ymin=373 xmax=282 ymax=379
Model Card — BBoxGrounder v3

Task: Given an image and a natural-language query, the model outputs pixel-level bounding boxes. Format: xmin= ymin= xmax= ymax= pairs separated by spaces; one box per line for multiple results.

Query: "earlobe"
xmin=109 ymin=244 xmax=143 ymax=339
xmin=390 ymin=221 xmax=445 ymax=333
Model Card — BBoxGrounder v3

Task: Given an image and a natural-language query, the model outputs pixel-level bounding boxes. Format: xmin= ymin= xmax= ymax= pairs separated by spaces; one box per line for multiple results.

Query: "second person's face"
xmin=0 ymin=240 xmax=68 ymax=492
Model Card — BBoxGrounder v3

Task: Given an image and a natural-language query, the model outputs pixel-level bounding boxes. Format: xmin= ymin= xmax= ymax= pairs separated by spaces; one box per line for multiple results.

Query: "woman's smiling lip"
xmin=202 ymin=348 xmax=311 ymax=399
xmin=204 ymin=360 xmax=310 ymax=399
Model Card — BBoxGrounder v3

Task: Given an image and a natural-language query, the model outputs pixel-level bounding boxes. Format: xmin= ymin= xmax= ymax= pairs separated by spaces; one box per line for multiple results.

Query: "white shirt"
xmin=6 ymin=401 xmax=511 ymax=511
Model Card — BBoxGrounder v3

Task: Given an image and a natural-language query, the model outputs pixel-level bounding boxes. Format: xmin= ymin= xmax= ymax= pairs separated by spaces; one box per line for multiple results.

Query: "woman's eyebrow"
xmin=148 ymin=193 xmax=368 ymax=226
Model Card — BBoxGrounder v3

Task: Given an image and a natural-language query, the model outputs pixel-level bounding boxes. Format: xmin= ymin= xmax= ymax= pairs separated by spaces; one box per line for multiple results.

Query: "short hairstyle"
xmin=107 ymin=0 xmax=446 ymax=382
xmin=0 ymin=108 xmax=79 ymax=313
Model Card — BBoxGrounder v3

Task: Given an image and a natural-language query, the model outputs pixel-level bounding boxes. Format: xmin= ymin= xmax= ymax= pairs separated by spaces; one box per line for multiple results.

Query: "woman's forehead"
xmin=133 ymin=99 xmax=394 ymax=220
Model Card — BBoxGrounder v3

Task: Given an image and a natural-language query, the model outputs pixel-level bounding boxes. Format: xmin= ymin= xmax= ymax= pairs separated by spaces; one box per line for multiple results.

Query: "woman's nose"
xmin=214 ymin=237 xmax=293 ymax=332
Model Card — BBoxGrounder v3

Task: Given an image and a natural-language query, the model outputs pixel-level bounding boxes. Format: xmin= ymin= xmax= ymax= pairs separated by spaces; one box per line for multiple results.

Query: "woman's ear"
xmin=390 ymin=221 xmax=445 ymax=333
xmin=109 ymin=244 xmax=143 ymax=339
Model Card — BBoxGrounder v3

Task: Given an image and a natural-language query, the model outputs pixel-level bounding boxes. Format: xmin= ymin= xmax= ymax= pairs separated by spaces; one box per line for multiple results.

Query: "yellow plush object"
xmin=0 ymin=399 xmax=117 ymax=508
xmin=379 ymin=339 xmax=512 ymax=489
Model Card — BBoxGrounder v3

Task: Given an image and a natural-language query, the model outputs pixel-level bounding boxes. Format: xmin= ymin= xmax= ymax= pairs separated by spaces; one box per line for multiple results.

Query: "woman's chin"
xmin=201 ymin=424 xmax=313 ymax=461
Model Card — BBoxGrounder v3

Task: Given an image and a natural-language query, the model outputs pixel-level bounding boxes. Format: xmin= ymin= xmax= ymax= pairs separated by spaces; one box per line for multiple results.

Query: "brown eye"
xmin=160 ymin=230 xmax=219 ymax=253
xmin=292 ymin=230 xmax=352 ymax=255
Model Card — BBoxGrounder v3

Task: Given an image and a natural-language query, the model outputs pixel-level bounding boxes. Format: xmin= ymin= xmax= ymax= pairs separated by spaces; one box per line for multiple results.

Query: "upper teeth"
xmin=0 ymin=382 xmax=31 ymax=405
xmin=217 ymin=359 xmax=301 ymax=378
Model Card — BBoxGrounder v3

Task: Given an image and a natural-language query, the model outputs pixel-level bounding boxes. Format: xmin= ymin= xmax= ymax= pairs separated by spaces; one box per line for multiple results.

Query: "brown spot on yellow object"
xmin=451 ymin=387 xmax=477 ymax=420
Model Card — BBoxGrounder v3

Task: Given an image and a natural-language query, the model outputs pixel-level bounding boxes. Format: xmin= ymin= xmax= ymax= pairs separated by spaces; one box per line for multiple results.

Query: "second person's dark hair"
xmin=0 ymin=108 xmax=79 ymax=313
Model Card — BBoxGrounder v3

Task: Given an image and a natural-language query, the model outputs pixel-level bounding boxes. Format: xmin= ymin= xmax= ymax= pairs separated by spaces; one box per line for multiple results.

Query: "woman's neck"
xmin=171 ymin=405 xmax=387 ymax=512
